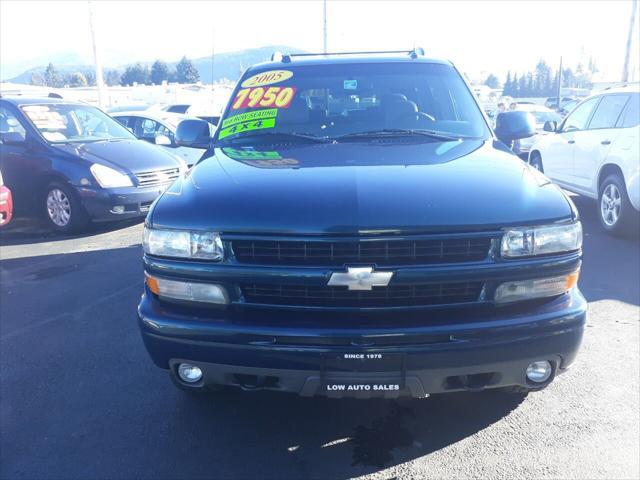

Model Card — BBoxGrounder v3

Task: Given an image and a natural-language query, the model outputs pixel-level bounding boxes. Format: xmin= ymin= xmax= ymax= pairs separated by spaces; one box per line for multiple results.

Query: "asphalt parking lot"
xmin=1 ymin=195 xmax=638 ymax=480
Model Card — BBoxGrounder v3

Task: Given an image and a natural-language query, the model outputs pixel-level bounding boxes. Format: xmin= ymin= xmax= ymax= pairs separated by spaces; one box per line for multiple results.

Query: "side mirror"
xmin=494 ymin=111 xmax=536 ymax=143
xmin=175 ymin=119 xmax=212 ymax=149
xmin=155 ymin=134 xmax=172 ymax=146
xmin=543 ymin=121 xmax=558 ymax=133
xmin=0 ymin=131 xmax=26 ymax=145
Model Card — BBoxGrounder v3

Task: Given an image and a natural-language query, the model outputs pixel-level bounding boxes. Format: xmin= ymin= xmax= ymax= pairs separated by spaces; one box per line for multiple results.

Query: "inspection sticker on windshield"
xmin=241 ymin=69 xmax=293 ymax=88
xmin=232 ymin=87 xmax=297 ymax=110
xmin=344 ymin=79 xmax=358 ymax=90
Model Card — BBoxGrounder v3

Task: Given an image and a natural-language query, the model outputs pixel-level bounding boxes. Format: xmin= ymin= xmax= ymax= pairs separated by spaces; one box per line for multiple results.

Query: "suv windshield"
xmin=21 ymin=103 xmax=136 ymax=144
xmin=217 ymin=62 xmax=491 ymax=144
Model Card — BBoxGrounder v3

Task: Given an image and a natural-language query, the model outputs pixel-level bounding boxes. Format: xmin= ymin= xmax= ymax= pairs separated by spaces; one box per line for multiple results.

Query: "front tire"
xmin=43 ymin=182 xmax=89 ymax=233
xmin=598 ymin=174 xmax=637 ymax=236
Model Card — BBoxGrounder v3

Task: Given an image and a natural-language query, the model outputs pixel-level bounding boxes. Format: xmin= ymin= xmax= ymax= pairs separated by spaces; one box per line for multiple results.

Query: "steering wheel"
xmin=416 ymin=112 xmax=436 ymax=122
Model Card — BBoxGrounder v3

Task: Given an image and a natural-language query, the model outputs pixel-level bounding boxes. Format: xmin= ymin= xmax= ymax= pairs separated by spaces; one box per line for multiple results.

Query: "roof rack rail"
xmin=271 ymin=47 xmax=425 ymax=63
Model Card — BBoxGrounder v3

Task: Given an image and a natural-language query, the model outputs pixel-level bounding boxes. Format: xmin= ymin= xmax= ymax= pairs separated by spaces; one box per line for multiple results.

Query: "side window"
xmin=134 ymin=118 xmax=159 ymax=140
xmin=588 ymin=94 xmax=629 ymax=129
xmin=619 ymin=94 xmax=639 ymax=128
xmin=0 ymin=106 xmax=27 ymax=143
xmin=562 ymin=97 xmax=599 ymax=132
xmin=115 ymin=116 xmax=130 ymax=128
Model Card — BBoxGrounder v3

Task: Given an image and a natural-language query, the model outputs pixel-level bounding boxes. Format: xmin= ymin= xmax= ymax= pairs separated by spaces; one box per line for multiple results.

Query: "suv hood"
xmin=150 ymin=140 xmax=574 ymax=234
xmin=53 ymin=139 xmax=179 ymax=174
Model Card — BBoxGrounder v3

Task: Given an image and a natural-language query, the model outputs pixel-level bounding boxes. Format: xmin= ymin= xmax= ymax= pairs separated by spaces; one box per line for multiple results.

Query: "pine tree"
xmin=44 ymin=63 xmax=63 ymax=88
xmin=175 ymin=56 xmax=200 ymax=84
xmin=151 ymin=60 xmax=171 ymax=85
xmin=484 ymin=74 xmax=500 ymax=89
xmin=503 ymin=71 xmax=512 ymax=96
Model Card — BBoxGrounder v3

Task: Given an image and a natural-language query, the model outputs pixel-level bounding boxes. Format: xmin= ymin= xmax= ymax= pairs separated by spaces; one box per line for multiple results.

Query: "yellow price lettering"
xmin=260 ymin=87 xmax=280 ymax=107
xmin=232 ymin=89 xmax=250 ymax=109
xmin=247 ymin=87 xmax=265 ymax=107
xmin=275 ymin=88 xmax=295 ymax=108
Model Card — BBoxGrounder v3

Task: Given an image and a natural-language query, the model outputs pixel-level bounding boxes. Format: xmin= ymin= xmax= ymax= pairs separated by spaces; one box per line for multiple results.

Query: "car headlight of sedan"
xmin=90 ymin=163 xmax=133 ymax=188
xmin=143 ymin=226 xmax=224 ymax=260
xmin=501 ymin=222 xmax=582 ymax=258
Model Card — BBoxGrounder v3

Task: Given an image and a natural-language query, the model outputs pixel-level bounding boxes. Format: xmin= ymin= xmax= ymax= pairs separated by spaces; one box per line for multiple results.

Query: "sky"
xmin=1 ymin=0 xmax=638 ymax=82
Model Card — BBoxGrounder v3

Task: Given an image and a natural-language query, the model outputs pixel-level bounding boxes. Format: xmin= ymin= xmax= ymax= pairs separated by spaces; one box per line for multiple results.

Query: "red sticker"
xmin=232 ymin=87 xmax=297 ymax=110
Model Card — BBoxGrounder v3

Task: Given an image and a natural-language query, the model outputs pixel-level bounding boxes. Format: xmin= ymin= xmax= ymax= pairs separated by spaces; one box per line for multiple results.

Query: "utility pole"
xmin=323 ymin=0 xmax=327 ymax=53
xmin=622 ymin=0 xmax=638 ymax=82
xmin=556 ymin=56 xmax=563 ymax=110
xmin=88 ymin=1 xmax=105 ymax=108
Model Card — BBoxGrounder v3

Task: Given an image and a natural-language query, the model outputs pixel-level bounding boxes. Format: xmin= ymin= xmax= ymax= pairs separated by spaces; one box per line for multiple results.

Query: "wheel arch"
xmin=597 ymin=164 xmax=625 ymax=191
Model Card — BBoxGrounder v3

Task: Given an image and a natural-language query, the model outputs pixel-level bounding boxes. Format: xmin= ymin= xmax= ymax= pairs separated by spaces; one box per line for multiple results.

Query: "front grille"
xmin=241 ymin=281 xmax=483 ymax=308
xmin=232 ymin=237 xmax=492 ymax=266
xmin=134 ymin=167 xmax=180 ymax=188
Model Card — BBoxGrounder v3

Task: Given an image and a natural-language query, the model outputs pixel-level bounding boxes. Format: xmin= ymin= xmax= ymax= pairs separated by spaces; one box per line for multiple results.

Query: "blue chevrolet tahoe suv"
xmin=138 ymin=50 xmax=586 ymax=398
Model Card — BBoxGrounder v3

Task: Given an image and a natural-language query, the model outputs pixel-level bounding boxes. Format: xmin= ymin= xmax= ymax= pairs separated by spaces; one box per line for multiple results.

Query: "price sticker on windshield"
xmin=232 ymin=87 xmax=297 ymax=110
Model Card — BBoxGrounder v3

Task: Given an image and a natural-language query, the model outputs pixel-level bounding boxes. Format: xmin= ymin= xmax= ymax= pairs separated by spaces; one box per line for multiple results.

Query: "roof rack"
xmin=271 ymin=47 xmax=425 ymax=63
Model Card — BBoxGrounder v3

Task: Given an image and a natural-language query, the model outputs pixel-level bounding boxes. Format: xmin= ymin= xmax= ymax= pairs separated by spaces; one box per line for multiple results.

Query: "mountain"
xmin=2 ymin=45 xmax=307 ymax=85
xmin=190 ymin=45 xmax=307 ymax=83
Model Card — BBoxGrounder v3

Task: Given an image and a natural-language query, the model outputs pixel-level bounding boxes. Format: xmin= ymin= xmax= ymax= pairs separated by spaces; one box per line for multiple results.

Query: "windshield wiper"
xmin=335 ymin=129 xmax=463 ymax=142
xmin=222 ymin=131 xmax=334 ymax=145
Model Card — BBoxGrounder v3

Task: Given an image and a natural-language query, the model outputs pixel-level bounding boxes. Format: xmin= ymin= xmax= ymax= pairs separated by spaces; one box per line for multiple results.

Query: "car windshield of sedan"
xmin=21 ymin=103 xmax=136 ymax=143
xmin=217 ymin=62 xmax=492 ymax=145
xmin=531 ymin=110 xmax=562 ymax=124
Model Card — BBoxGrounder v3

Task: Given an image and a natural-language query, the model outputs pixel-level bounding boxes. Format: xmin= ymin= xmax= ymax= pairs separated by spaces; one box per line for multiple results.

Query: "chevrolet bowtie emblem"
xmin=328 ymin=266 xmax=394 ymax=291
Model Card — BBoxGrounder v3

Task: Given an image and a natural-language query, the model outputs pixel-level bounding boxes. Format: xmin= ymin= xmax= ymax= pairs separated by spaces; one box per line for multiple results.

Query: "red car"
xmin=0 ymin=170 xmax=13 ymax=227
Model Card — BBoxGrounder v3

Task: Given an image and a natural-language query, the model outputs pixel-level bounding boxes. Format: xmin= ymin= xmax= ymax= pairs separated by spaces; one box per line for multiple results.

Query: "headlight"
xmin=90 ymin=164 xmax=133 ymax=188
xmin=501 ymin=222 xmax=582 ymax=258
xmin=143 ymin=226 xmax=224 ymax=260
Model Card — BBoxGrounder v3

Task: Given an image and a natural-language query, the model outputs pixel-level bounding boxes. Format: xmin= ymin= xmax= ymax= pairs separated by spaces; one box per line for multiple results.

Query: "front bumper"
xmin=138 ymin=288 xmax=587 ymax=398
xmin=76 ymin=184 xmax=169 ymax=221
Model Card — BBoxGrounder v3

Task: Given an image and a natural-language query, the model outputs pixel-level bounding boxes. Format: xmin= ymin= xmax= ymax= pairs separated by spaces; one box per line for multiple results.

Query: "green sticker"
xmin=221 ymin=109 xmax=278 ymax=129
xmin=222 ymin=148 xmax=282 ymax=160
xmin=218 ymin=117 xmax=276 ymax=139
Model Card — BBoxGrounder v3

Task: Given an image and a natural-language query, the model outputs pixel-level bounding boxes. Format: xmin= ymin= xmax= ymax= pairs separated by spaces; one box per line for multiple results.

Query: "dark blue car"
xmin=0 ymin=97 xmax=185 ymax=232
xmin=138 ymin=50 xmax=586 ymax=398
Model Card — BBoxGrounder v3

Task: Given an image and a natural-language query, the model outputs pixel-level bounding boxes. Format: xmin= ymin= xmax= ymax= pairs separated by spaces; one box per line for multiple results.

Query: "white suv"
xmin=529 ymin=86 xmax=639 ymax=235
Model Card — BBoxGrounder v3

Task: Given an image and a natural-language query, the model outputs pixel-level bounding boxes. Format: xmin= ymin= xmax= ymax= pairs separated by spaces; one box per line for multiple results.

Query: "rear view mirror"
xmin=494 ymin=111 xmax=536 ymax=143
xmin=543 ymin=121 xmax=558 ymax=133
xmin=155 ymin=134 xmax=172 ymax=146
xmin=175 ymin=119 xmax=212 ymax=149
xmin=0 ymin=131 xmax=26 ymax=145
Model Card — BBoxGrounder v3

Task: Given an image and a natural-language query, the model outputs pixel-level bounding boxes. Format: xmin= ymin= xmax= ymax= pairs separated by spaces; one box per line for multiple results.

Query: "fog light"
xmin=526 ymin=361 xmax=553 ymax=383
xmin=111 ymin=205 xmax=125 ymax=214
xmin=178 ymin=363 xmax=202 ymax=383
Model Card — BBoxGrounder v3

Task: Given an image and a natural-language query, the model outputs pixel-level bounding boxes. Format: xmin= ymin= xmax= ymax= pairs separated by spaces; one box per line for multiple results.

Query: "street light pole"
xmin=622 ymin=0 xmax=638 ymax=82
xmin=323 ymin=0 xmax=327 ymax=53
xmin=88 ymin=1 xmax=105 ymax=108
xmin=556 ymin=56 xmax=563 ymax=110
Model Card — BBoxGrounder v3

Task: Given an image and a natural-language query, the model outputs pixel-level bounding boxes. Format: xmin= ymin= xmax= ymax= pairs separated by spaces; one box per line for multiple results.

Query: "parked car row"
xmin=0 ymin=93 xmax=224 ymax=232
xmin=0 ymin=96 xmax=192 ymax=232
xmin=112 ymin=111 xmax=208 ymax=167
